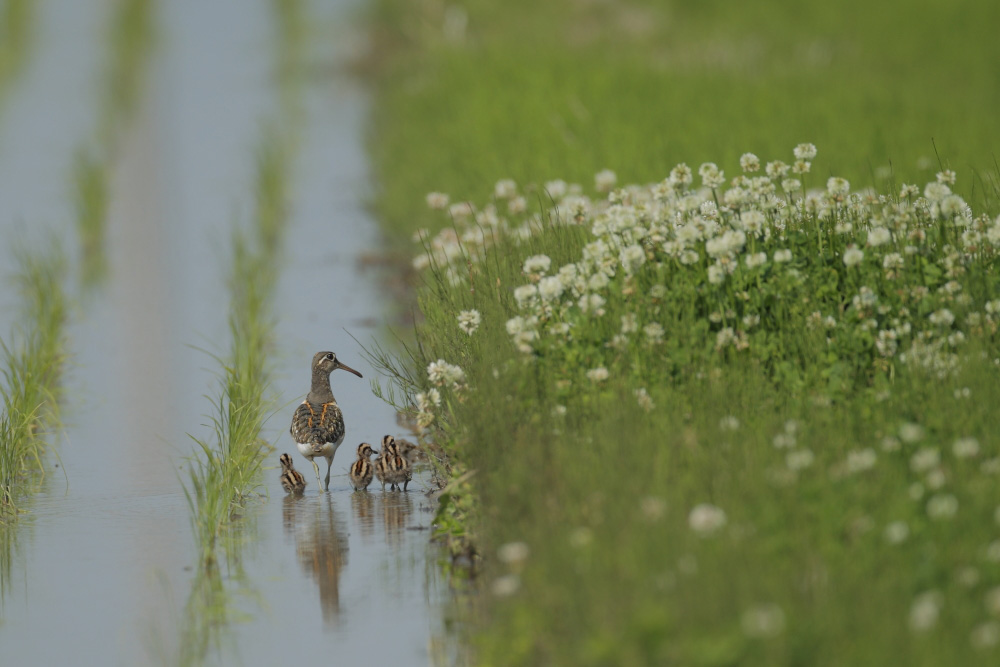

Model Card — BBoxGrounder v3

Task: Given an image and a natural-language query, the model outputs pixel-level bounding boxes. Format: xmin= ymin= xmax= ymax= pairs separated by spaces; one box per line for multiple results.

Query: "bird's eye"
xmin=326 ymin=353 xmax=334 ymax=360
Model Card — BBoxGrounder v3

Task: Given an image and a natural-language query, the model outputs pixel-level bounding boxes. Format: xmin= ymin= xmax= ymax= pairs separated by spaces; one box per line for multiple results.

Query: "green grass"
xmin=0 ymin=244 xmax=68 ymax=516
xmin=0 ymin=244 xmax=68 ymax=602
xmin=73 ymin=0 xmax=156 ymax=289
xmin=0 ymin=0 xmax=36 ymax=113
xmin=178 ymin=124 xmax=292 ymax=663
xmin=365 ymin=0 xmax=1000 ymax=663
xmin=368 ymin=0 xmax=1000 ymax=244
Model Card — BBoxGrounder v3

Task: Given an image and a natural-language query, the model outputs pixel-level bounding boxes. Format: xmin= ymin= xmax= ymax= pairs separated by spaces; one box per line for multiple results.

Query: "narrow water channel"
xmin=0 ymin=1 xmax=447 ymax=664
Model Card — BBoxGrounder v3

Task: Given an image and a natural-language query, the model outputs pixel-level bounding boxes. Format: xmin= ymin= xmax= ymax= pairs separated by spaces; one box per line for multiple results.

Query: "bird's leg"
xmin=403 ymin=479 xmax=409 ymax=492
xmin=310 ymin=459 xmax=321 ymax=488
xmin=324 ymin=458 xmax=333 ymax=491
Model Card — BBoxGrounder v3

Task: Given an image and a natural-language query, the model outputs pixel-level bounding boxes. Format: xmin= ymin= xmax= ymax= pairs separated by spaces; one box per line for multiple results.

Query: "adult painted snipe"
xmin=279 ymin=452 xmax=307 ymax=494
xmin=290 ymin=351 xmax=363 ymax=491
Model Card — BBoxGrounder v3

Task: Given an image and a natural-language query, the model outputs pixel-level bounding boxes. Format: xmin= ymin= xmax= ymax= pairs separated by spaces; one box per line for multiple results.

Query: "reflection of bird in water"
xmin=281 ymin=493 xmax=349 ymax=626
xmin=380 ymin=489 xmax=414 ymax=548
xmin=350 ymin=489 xmax=377 ymax=540
xmin=279 ymin=453 xmax=307 ymax=494
xmin=349 ymin=442 xmax=377 ymax=491
xmin=289 ymin=351 xmax=363 ymax=490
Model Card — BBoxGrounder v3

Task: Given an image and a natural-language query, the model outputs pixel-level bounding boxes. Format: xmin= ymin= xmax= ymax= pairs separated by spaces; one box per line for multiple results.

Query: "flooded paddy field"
xmin=0 ymin=1 xmax=448 ymax=664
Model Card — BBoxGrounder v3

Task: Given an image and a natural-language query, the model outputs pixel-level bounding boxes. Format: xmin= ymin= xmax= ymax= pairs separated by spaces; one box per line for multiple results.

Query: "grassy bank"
xmin=366 ymin=0 xmax=1000 ymax=663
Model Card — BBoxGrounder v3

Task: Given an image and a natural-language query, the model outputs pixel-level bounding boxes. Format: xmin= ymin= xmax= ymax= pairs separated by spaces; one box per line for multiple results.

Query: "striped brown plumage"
xmin=279 ymin=453 xmax=306 ymax=494
xmin=378 ymin=435 xmax=412 ymax=492
xmin=349 ymin=442 xmax=376 ymax=491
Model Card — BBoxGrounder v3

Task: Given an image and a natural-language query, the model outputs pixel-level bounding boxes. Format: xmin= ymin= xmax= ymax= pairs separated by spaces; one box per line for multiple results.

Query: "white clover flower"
xmin=741 ymin=603 xmax=786 ymax=638
xmin=940 ymin=194 xmax=967 ymax=218
xmin=457 ymin=309 xmax=481 ymax=335
xmin=506 ymin=316 xmax=526 ymax=335
xmin=773 ymin=249 xmax=792 ymax=263
xmin=578 ymin=293 xmax=606 ymax=315
xmin=884 ymin=521 xmax=909 ymax=544
xmin=620 ymin=313 xmax=638 ymax=334
xmin=827 ymin=177 xmax=850 ymax=196
xmin=650 ymin=284 xmax=668 ymax=299
xmin=845 ymin=448 xmax=877 ymax=474
xmin=415 ymin=392 xmax=432 ymax=413
xmin=867 ymin=227 xmax=892 ymax=247
xmin=669 ymin=163 xmax=693 ymax=188
xmin=544 ymin=179 xmax=568 ymax=199
xmin=634 ymin=387 xmax=655 ymax=412
xmin=491 ymin=574 xmax=521 ymax=597
xmin=448 ymin=201 xmax=474 ymax=219
xmin=745 ymin=252 xmax=767 ymax=269
xmin=743 ymin=314 xmax=760 ymax=328
xmin=595 ymin=169 xmax=617 ymax=192
xmin=587 ymin=271 xmax=610 ymax=291
xmin=586 ymin=367 xmax=609 ymax=383
xmin=924 ymin=181 xmax=951 ymax=201
xmin=883 ymin=253 xmax=904 ymax=270
xmin=508 ymin=196 xmax=527 ymax=214
xmin=953 ymin=437 xmax=980 ymax=458
xmin=426 ymin=191 xmax=450 ymax=209
xmin=927 ymin=493 xmax=959 ymax=520
xmin=523 ymin=254 xmax=552 ymax=276
xmin=792 ymin=160 xmax=811 ymax=174
xmin=786 ymin=449 xmax=814 ymax=471
xmin=715 ymin=327 xmax=737 ymax=350
xmin=739 ymin=153 xmax=761 ymax=172
xmin=971 ymin=622 xmax=1000 ymax=650
xmin=680 ymin=249 xmax=700 ymax=265
xmin=911 ymin=447 xmax=940 ymax=473
xmin=698 ymin=162 xmax=725 ymax=189
xmin=643 ymin=323 xmax=665 ymax=344
xmin=929 ymin=308 xmax=955 ymax=327
xmin=494 ymin=179 xmax=517 ymax=199
xmin=427 ymin=388 xmax=441 ymax=406
xmin=497 ymin=541 xmax=530 ymax=565
xmin=842 ymin=246 xmax=864 ymax=267
xmin=765 ymin=161 xmax=789 ymax=178
xmin=513 ymin=284 xmax=538 ymax=307
xmin=708 ymin=263 xmax=726 ymax=285
xmin=781 ymin=178 xmax=801 ymax=193
xmin=427 ymin=359 xmax=465 ymax=387
xmin=900 ymin=422 xmax=925 ymax=443
xmin=620 ymin=244 xmax=646 ymax=274
xmin=909 ymin=591 xmax=942 ymax=631
xmin=537 ymin=276 xmax=564 ymax=302
xmin=719 ymin=415 xmax=740 ymax=431
xmin=688 ymin=503 xmax=727 ymax=535
xmin=793 ymin=143 xmax=818 ymax=160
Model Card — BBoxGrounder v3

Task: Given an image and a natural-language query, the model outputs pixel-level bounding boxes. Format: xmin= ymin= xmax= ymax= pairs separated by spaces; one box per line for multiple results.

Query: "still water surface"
xmin=0 ymin=1 xmax=446 ymax=664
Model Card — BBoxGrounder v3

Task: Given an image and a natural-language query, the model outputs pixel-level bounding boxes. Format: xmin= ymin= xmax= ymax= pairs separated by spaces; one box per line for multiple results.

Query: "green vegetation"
xmin=178 ymin=127 xmax=292 ymax=664
xmin=0 ymin=0 xmax=36 ymax=112
xmin=366 ymin=0 xmax=1000 ymax=663
xmin=76 ymin=0 xmax=157 ymax=287
xmin=0 ymin=245 xmax=68 ymax=516
xmin=0 ymin=245 xmax=68 ymax=599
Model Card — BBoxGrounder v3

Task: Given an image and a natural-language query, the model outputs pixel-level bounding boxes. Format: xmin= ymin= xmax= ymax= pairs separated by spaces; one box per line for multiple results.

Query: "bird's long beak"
xmin=335 ymin=360 xmax=363 ymax=378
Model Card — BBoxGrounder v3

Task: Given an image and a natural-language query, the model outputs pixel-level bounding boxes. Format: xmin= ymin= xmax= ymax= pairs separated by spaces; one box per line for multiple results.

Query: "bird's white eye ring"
xmin=326 ymin=353 xmax=334 ymax=360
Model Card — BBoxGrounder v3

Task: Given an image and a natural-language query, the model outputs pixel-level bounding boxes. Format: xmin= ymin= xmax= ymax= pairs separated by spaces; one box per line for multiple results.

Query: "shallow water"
xmin=0 ymin=1 xmax=447 ymax=664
